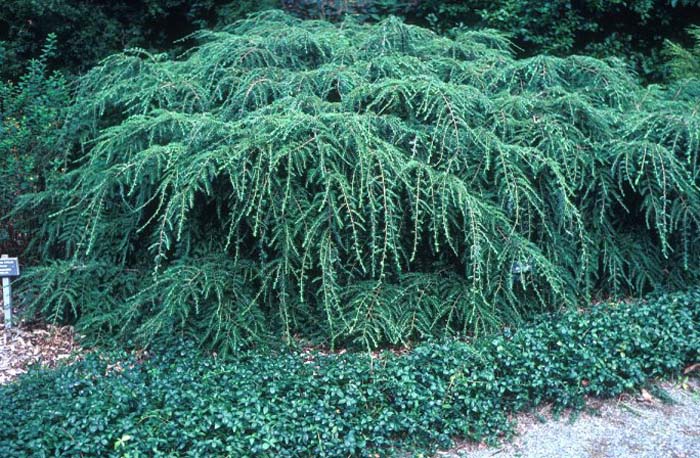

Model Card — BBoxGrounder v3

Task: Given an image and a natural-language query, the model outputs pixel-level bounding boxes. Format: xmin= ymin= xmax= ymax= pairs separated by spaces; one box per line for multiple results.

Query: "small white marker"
xmin=1 ymin=254 xmax=20 ymax=329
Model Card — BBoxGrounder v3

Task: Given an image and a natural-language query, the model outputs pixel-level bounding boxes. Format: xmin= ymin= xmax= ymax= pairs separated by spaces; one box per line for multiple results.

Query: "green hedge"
xmin=1 ymin=290 xmax=698 ymax=457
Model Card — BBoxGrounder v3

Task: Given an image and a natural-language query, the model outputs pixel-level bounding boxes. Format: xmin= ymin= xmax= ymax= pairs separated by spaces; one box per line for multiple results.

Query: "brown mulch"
xmin=1 ymin=321 xmax=87 ymax=384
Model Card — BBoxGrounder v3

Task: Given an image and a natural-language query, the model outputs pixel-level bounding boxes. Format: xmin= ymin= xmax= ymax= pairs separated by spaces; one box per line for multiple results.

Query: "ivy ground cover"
xmin=1 ymin=289 xmax=698 ymax=457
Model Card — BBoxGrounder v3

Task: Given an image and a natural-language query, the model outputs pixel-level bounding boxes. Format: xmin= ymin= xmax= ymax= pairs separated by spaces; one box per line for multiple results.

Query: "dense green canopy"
xmin=665 ymin=25 xmax=700 ymax=80
xmin=20 ymin=11 xmax=700 ymax=352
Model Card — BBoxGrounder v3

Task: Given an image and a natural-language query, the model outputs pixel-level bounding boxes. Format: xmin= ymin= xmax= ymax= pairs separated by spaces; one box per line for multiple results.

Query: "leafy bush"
xmin=1 ymin=1 xmax=698 ymax=83
xmin=282 ymin=1 xmax=700 ymax=81
xmin=665 ymin=25 xmax=700 ymax=80
xmin=0 ymin=34 xmax=69 ymax=258
xmin=1 ymin=290 xmax=698 ymax=457
xmin=446 ymin=1 xmax=700 ymax=82
xmin=0 ymin=0 xmax=278 ymax=81
xmin=281 ymin=0 xmax=420 ymax=21
xmin=18 ymin=12 xmax=700 ymax=351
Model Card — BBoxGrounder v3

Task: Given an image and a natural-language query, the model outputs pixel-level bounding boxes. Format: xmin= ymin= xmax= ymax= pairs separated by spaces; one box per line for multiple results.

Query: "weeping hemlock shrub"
xmin=17 ymin=11 xmax=700 ymax=352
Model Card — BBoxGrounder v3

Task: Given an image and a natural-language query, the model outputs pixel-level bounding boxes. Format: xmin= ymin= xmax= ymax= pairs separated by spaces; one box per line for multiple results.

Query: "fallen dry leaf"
xmin=638 ymin=388 xmax=654 ymax=403
xmin=683 ymin=363 xmax=700 ymax=375
xmin=1 ymin=320 xmax=89 ymax=384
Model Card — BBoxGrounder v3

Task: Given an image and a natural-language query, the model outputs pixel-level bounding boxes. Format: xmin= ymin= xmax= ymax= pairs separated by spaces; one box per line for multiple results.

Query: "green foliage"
xmin=283 ymin=1 xmax=700 ymax=81
xmin=1 ymin=290 xmax=698 ymax=457
xmin=665 ymin=25 xmax=700 ymax=80
xmin=0 ymin=0 xmax=278 ymax=81
xmin=435 ymin=1 xmax=689 ymax=51
xmin=281 ymin=0 xmax=420 ymax=21
xmin=0 ymin=34 xmax=69 ymax=257
xmin=18 ymin=12 xmax=700 ymax=350
xmin=440 ymin=1 xmax=700 ymax=81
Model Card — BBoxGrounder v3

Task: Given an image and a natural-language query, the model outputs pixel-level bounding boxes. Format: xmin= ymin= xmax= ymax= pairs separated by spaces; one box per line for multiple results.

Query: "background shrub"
xmin=281 ymin=1 xmax=700 ymax=81
xmin=0 ymin=0 xmax=279 ymax=81
xmin=665 ymin=25 xmax=700 ymax=80
xmin=2 ymin=2 xmax=700 ymax=83
xmin=0 ymin=34 xmax=69 ymax=258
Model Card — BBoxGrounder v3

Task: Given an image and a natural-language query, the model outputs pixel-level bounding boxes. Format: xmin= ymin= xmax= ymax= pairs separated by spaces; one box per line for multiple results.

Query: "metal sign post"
xmin=0 ymin=254 xmax=20 ymax=329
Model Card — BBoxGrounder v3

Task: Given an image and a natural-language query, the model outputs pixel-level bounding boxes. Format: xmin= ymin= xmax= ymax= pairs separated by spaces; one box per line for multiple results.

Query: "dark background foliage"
xmin=2 ymin=1 xmax=700 ymax=82
xmin=424 ymin=1 xmax=700 ymax=80
xmin=0 ymin=34 xmax=69 ymax=257
xmin=285 ymin=1 xmax=700 ymax=81
xmin=0 ymin=0 xmax=279 ymax=81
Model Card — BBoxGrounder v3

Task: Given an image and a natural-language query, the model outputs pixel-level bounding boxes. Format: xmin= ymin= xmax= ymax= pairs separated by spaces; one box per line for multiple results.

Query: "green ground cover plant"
xmin=16 ymin=11 xmax=700 ymax=352
xmin=1 ymin=289 xmax=698 ymax=457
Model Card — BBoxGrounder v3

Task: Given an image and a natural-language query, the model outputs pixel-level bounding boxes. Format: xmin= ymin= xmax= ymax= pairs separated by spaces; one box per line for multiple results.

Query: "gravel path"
xmin=441 ymin=381 xmax=700 ymax=458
